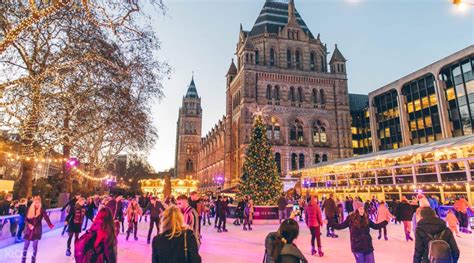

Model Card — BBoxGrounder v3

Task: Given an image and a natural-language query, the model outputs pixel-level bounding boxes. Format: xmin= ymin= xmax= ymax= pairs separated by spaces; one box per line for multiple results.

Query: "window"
xmin=297 ymin=87 xmax=304 ymax=103
xmin=266 ymin=85 xmax=272 ymax=100
xmin=310 ymin=52 xmax=316 ymax=71
xmin=255 ymin=50 xmax=259 ymax=65
xmin=312 ymin=120 xmax=327 ymax=143
xmin=299 ymin=154 xmax=305 ymax=169
xmin=320 ymin=56 xmax=325 ymax=72
xmin=291 ymin=153 xmax=298 ymax=170
xmin=274 ymin=85 xmax=280 ymax=100
xmin=287 ymin=49 xmax=292 ymax=68
xmin=322 ymin=154 xmax=328 ymax=162
xmin=186 ymin=160 xmax=193 ymax=171
xmin=290 ymin=119 xmax=304 ymax=142
xmin=268 ymin=117 xmax=281 ymax=141
xmin=320 ymin=127 xmax=327 ymax=143
xmin=312 ymin=89 xmax=318 ymax=104
xmin=320 ymin=89 xmax=326 ymax=104
xmin=295 ymin=50 xmax=301 ymax=69
xmin=314 ymin=154 xmax=321 ymax=164
xmin=270 ymin=48 xmax=275 ymax=66
xmin=275 ymin=153 xmax=281 ymax=174
xmin=289 ymin=87 xmax=296 ymax=102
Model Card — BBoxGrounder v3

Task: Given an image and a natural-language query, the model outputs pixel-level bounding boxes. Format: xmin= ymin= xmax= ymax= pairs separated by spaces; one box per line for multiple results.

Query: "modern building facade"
xmin=175 ymin=0 xmax=353 ymax=192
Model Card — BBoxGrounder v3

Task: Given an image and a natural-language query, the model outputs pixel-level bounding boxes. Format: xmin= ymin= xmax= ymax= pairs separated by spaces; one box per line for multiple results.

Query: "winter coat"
xmin=24 ymin=207 xmax=53 ymax=241
xmin=183 ymin=206 xmax=200 ymax=244
xmin=264 ymin=232 xmax=279 ymax=263
xmin=413 ymin=216 xmax=460 ymax=263
xmin=86 ymin=202 xmax=96 ymax=219
xmin=278 ymin=197 xmax=288 ymax=211
xmin=446 ymin=213 xmax=459 ymax=227
xmin=277 ymin=243 xmax=308 ymax=263
xmin=345 ymin=200 xmax=354 ymax=213
xmin=219 ymin=201 xmax=228 ymax=218
xmin=88 ymin=221 xmax=117 ymax=263
xmin=453 ymin=198 xmax=471 ymax=214
xmin=145 ymin=202 xmax=165 ymax=218
xmin=396 ymin=201 xmax=414 ymax=221
xmin=152 ymin=229 xmax=202 ymax=263
xmin=305 ymin=203 xmax=323 ymax=227
xmin=332 ymin=212 xmax=387 ymax=254
xmin=376 ymin=204 xmax=393 ymax=224
xmin=0 ymin=200 xmax=11 ymax=215
xmin=322 ymin=198 xmax=337 ymax=217
xmin=126 ymin=205 xmax=143 ymax=223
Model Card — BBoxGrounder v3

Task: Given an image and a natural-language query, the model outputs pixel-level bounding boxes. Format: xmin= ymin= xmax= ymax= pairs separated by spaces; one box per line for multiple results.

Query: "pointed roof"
xmin=249 ymin=0 xmax=315 ymax=39
xmin=185 ymin=76 xmax=199 ymax=98
xmin=330 ymin=44 xmax=347 ymax=64
xmin=226 ymin=59 xmax=238 ymax=76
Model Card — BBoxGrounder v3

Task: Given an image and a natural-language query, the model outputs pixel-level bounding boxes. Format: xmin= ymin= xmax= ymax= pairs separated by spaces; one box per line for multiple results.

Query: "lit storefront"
xmin=296 ymin=135 xmax=474 ymax=205
xmin=140 ymin=178 xmax=199 ymax=197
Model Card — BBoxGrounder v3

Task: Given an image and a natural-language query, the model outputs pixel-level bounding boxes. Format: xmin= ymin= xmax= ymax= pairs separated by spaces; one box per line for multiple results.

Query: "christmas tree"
xmin=238 ymin=114 xmax=282 ymax=205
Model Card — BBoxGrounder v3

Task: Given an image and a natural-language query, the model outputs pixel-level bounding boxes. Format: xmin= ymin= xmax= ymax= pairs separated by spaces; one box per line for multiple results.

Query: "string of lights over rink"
xmin=0 ymin=149 xmax=113 ymax=181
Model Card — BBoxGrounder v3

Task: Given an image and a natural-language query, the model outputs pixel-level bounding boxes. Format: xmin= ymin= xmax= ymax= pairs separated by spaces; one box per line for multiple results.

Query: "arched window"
xmin=320 ymin=89 xmax=326 ymax=104
xmin=320 ymin=56 xmax=325 ymax=72
xmin=310 ymin=52 xmax=316 ymax=71
xmin=270 ymin=48 xmax=275 ymax=66
xmin=287 ymin=49 xmax=292 ymax=68
xmin=297 ymin=87 xmax=304 ymax=103
xmin=255 ymin=50 xmax=260 ymax=65
xmin=275 ymin=153 xmax=281 ymax=174
xmin=274 ymin=85 xmax=280 ymax=100
xmin=266 ymin=85 xmax=272 ymax=100
xmin=245 ymin=53 xmax=249 ymax=63
xmin=322 ymin=154 xmax=328 ymax=162
xmin=290 ymin=119 xmax=304 ymax=142
xmin=186 ymin=160 xmax=194 ymax=171
xmin=289 ymin=87 xmax=296 ymax=102
xmin=268 ymin=117 xmax=280 ymax=140
xmin=295 ymin=50 xmax=301 ymax=69
xmin=312 ymin=89 xmax=318 ymax=104
xmin=291 ymin=153 xmax=298 ymax=170
xmin=314 ymin=154 xmax=321 ymax=164
xmin=299 ymin=154 xmax=305 ymax=169
xmin=313 ymin=120 xmax=327 ymax=144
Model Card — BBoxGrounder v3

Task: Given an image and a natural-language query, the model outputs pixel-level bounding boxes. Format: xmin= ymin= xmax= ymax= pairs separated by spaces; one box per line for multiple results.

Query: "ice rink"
xmin=1 ymin=219 xmax=473 ymax=263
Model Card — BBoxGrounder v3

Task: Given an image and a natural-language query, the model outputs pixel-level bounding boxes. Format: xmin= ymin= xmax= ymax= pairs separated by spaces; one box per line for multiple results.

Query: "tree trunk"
xmin=18 ymin=83 xmax=40 ymax=197
xmin=62 ymin=114 xmax=72 ymax=193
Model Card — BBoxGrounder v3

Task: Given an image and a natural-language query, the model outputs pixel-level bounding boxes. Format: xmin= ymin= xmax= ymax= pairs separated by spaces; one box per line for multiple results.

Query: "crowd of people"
xmin=1 ymin=191 xmax=473 ymax=263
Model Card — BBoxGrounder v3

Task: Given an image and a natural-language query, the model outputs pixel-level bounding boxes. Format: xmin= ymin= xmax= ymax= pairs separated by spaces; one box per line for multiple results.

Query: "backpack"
xmin=74 ymin=230 xmax=97 ymax=263
xmin=425 ymin=229 xmax=453 ymax=263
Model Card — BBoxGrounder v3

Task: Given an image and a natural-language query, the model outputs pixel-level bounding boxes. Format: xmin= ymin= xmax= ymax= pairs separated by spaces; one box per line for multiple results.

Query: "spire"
xmin=288 ymin=0 xmax=297 ymax=25
xmin=226 ymin=58 xmax=237 ymax=76
xmin=330 ymin=44 xmax=347 ymax=64
xmin=185 ymin=75 xmax=198 ymax=98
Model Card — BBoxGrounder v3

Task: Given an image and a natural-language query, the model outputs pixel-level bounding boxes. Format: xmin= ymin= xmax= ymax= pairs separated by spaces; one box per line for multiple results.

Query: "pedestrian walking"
xmin=304 ymin=196 xmax=324 ymax=257
xmin=331 ymin=201 xmax=388 ymax=263
xmin=21 ymin=196 xmax=54 ymax=263
xmin=217 ymin=196 xmax=229 ymax=233
xmin=152 ymin=206 xmax=202 ymax=263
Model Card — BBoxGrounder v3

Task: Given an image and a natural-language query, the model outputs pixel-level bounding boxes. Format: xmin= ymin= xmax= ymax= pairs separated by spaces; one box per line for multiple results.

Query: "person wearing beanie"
xmin=414 ymin=207 xmax=460 ymax=263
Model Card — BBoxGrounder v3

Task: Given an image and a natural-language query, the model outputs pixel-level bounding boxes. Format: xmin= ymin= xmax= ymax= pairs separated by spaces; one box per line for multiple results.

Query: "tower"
xmin=174 ymin=76 xmax=202 ymax=179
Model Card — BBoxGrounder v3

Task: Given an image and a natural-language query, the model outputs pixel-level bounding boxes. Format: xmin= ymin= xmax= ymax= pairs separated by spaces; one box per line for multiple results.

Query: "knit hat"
xmin=420 ymin=207 xmax=436 ymax=219
xmin=353 ymin=200 xmax=364 ymax=211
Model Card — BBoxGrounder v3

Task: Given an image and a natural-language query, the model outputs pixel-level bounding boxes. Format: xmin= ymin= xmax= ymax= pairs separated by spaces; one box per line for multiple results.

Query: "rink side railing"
xmin=0 ymin=208 xmax=66 ymax=249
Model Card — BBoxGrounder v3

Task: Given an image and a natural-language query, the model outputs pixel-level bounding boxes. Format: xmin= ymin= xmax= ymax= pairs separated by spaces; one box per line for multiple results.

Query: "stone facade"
xmin=175 ymin=0 xmax=352 ymax=191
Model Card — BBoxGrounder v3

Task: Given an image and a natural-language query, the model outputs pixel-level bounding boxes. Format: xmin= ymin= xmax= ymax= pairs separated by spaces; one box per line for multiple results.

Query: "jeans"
xmin=353 ymin=252 xmax=375 ymax=263
xmin=127 ymin=221 xmax=138 ymax=238
xmin=218 ymin=215 xmax=226 ymax=230
xmin=17 ymin=216 xmax=25 ymax=239
xmin=278 ymin=210 xmax=287 ymax=222
xmin=22 ymin=239 xmax=39 ymax=263
xmin=309 ymin=226 xmax=322 ymax=249
xmin=147 ymin=217 xmax=160 ymax=242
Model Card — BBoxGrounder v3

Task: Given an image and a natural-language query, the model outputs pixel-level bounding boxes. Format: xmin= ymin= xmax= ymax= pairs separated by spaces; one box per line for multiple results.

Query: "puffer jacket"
xmin=305 ymin=203 xmax=323 ymax=227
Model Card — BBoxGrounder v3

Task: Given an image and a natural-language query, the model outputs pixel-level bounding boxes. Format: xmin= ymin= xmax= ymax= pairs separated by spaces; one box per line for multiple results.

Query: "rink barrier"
xmin=0 ymin=208 xmax=66 ymax=249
